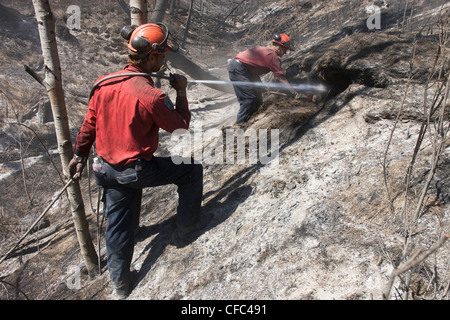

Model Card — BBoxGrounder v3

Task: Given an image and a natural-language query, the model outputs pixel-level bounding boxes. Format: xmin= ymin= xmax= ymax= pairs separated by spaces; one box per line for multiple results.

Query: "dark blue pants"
xmin=94 ymin=156 xmax=203 ymax=288
xmin=227 ymin=58 xmax=263 ymax=123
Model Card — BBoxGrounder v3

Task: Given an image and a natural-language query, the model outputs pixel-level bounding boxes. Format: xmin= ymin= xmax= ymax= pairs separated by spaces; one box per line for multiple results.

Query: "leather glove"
xmin=68 ymin=158 xmax=86 ymax=181
xmin=169 ymin=73 xmax=187 ymax=91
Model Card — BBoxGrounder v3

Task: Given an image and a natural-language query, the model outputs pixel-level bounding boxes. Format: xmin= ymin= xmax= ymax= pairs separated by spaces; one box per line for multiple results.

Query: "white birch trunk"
xmin=32 ymin=0 xmax=98 ymax=277
xmin=130 ymin=0 xmax=148 ymax=25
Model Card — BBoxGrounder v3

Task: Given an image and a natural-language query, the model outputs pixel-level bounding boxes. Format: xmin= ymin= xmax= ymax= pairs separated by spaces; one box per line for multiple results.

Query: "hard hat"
xmin=120 ymin=23 xmax=178 ymax=59
xmin=273 ymin=33 xmax=294 ymax=51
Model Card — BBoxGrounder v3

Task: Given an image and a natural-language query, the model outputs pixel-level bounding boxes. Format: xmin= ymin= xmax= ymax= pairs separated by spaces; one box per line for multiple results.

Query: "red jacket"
xmin=235 ymin=46 xmax=286 ymax=79
xmin=74 ymin=64 xmax=190 ymax=166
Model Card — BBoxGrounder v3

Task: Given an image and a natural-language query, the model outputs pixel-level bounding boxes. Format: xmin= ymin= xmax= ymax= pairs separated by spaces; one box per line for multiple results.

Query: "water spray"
xmin=89 ymin=73 xmax=328 ymax=99
xmin=185 ymin=79 xmax=328 ymax=93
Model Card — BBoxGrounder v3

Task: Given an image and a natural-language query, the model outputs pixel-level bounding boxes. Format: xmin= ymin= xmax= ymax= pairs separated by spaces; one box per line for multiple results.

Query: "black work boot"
xmin=114 ymin=275 xmax=132 ymax=299
xmin=170 ymin=218 xmax=209 ymax=248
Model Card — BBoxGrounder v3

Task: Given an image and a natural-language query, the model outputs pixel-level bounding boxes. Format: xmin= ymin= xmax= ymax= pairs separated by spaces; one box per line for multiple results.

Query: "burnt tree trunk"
xmin=181 ymin=0 xmax=194 ymax=49
xmin=169 ymin=0 xmax=180 ymax=15
xmin=32 ymin=0 xmax=98 ymax=277
xmin=150 ymin=0 xmax=169 ymax=22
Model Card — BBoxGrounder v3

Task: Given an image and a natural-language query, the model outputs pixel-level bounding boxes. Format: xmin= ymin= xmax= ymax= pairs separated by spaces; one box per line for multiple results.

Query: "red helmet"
xmin=121 ymin=23 xmax=178 ymax=58
xmin=273 ymin=33 xmax=294 ymax=50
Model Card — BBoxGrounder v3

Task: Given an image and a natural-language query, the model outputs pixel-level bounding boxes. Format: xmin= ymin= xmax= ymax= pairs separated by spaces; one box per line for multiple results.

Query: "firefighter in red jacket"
xmin=68 ymin=23 xmax=204 ymax=299
xmin=228 ymin=33 xmax=297 ymax=123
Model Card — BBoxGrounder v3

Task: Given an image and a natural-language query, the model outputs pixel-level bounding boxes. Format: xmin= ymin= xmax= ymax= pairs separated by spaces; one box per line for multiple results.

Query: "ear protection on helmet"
xmin=273 ymin=33 xmax=282 ymax=42
xmin=131 ymin=36 xmax=152 ymax=53
xmin=120 ymin=25 xmax=137 ymax=41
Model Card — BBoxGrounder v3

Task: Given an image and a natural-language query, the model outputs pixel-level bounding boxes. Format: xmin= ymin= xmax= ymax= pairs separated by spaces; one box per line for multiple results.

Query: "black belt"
xmin=232 ymin=58 xmax=250 ymax=73
xmin=102 ymin=157 xmax=143 ymax=172
xmin=123 ymin=159 xmax=143 ymax=172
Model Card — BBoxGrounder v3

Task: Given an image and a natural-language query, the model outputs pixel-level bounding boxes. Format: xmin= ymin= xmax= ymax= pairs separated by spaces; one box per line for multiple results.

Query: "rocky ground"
xmin=0 ymin=0 xmax=449 ymax=301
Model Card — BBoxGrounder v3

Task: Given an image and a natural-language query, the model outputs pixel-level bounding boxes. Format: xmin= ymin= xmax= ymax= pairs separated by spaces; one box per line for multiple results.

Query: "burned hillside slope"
xmin=108 ymin=23 xmax=448 ymax=300
xmin=122 ymin=4 xmax=448 ymax=299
